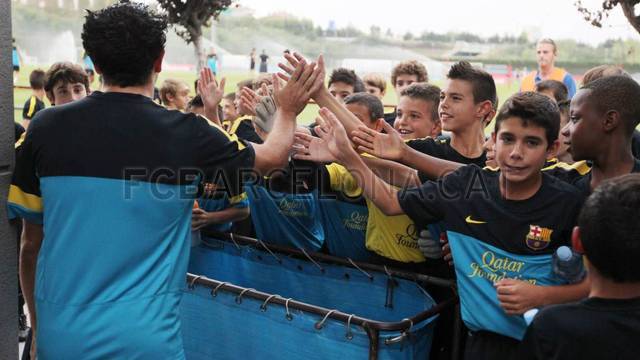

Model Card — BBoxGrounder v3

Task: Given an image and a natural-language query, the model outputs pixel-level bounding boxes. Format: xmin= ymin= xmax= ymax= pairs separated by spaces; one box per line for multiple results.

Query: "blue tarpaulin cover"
xmin=180 ymin=238 xmax=439 ymax=359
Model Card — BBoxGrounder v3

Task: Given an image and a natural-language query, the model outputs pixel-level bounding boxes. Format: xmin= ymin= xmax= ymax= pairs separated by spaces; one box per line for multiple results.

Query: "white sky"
xmin=237 ymin=0 xmax=640 ymax=45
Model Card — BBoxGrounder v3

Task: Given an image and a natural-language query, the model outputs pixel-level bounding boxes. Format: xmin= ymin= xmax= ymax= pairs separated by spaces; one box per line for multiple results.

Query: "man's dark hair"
xmin=344 ymin=93 xmax=384 ymax=121
xmin=447 ymin=61 xmax=497 ymax=108
xmin=557 ymin=99 xmax=570 ymax=118
xmin=495 ymin=92 xmax=559 ymax=146
xmin=582 ymin=75 xmax=640 ymax=134
xmin=328 ymin=68 xmax=365 ymax=93
xmin=29 ymin=69 xmax=46 ymax=90
xmin=400 ymin=83 xmax=441 ymax=122
xmin=579 ymin=173 xmax=640 ymax=282
xmin=187 ymin=94 xmax=204 ymax=109
xmin=535 ymin=80 xmax=568 ymax=103
xmin=44 ymin=62 xmax=90 ymax=94
xmin=81 ymin=2 xmax=168 ymax=87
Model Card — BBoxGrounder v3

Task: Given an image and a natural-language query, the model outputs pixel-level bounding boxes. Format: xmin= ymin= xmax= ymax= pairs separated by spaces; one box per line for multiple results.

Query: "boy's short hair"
xmin=363 ymin=73 xmax=387 ymax=93
xmin=344 ymin=93 xmax=384 ymax=121
xmin=237 ymin=79 xmax=253 ymax=91
xmin=537 ymin=38 xmax=557 ymax=54
xmin=224 ymin=92 xmax=236 ymax=102
xmin=536 ymin=80 xmax=568 ymax=103
xmin=252 ymin=74 xmax=273 ymax=90
xmin=29 ymin=69 xmax=46 ymax=90
xmin=583 ymin=75 xmax=640 ymax=134
xmin=581 ymin=65 xmax=631 ymax=87
xmin=328 ymin=68 xmax=365 ymax=93
xmin=495 ymin=92 xmax=559 ymax=145
xmin=578 ymin=173 xmax=640 ymax=282
xmin=447 ymin=61 xmax=497 ymax=108
xmin=187 ymin=94 xmax=204 ymax=110
xmin=399 ymin=83 xmax=441 ymax=122
xmin=557 ymin=99 xmax=570 ymax=118
xmin=391 ymin=60 xmax=428 ymax=86
xmin=81 ymin=2 xmax=168 ymax=87
xmin=160 ymin=79 xmax=183 ymax=104
xmin=44 ymin=62 xmax=90 ymax=94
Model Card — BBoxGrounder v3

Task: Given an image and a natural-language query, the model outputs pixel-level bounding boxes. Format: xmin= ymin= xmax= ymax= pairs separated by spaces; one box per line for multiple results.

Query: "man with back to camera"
xmin=7 ymin=2 xmax=323 ymax=358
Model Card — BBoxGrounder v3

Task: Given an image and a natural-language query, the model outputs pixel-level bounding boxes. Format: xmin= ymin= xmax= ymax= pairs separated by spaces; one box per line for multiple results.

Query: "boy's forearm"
xmin=341 ymin=152 xmax=404 ymax=215
xmin=209 ymin=207 xmax=249 ymax=224
xmin=362 ymin=156 xmax=420 ymax=188
xmin=539 ymin=277 xmax=591 ymax=307
xmin=253 ymin=109 xmax=296 ymax=175
xmin=20 ymin=221 xmax=43 ymax=333
xmin=403 ymin=146 xmax=465 ymax=180
xmin=313 ymin=89 xmax=362 ymax=135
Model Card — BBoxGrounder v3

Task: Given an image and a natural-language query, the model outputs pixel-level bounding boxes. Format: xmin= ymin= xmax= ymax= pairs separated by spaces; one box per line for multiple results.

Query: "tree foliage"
xmin=576 ymin=0 xmax=640 ymax=34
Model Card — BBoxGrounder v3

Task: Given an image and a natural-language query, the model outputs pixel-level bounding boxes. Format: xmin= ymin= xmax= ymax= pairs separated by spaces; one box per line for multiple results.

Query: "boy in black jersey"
xmin=313 ymin=92 xmax=587 ymax=360
xmin=352 ymin=61 xmax=495 ymax=181
xmin=561 ymin=75 xmax=640 ymax=194
xmin=22 ymin=69 xmax=46 ymax=130
xmin=520 ymin=174 xmax=640 ymax=360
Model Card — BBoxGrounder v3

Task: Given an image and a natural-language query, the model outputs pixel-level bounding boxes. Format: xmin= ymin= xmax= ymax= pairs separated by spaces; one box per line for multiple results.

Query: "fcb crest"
xmin=525 ymin=225 xmax=553 ymax=250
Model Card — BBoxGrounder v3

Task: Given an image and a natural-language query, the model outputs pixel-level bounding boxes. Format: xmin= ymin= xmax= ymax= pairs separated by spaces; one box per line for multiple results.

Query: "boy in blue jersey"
xmin=8 ymin=3 xmax=323 ymax=359
xmin=311 ymin=92 xmax=588 ymax=360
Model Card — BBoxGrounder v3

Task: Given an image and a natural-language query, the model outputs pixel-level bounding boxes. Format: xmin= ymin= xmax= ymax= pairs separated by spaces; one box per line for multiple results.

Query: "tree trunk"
xmin=193 ymin=34 xmax=205 ymax=74
xmin=620 ymin=1 xmax=640 ymax=34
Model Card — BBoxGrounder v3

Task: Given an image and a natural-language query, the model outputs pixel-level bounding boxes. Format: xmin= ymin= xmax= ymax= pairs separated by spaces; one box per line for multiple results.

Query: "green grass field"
xmin=13 ymin=64 xmax=520 ymax=132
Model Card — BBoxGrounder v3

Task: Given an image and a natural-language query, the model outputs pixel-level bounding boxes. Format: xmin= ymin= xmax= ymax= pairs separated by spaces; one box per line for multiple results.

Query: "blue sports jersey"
xmin=198 ymin=191 xmax=248 ymax=233
xmin=245 ymin=183 xmax=324 ymax=251
xmin=8 ymin=91 xmax=254 ymax=358
xmin=398 ymin=165 xmax=584 ymax=340
xmin=12 ymin=47 xmax=19 ymax=67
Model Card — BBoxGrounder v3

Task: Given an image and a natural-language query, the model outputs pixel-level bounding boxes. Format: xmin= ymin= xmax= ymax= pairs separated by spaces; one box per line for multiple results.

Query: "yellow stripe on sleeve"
xmin=8 ymin=184 xmax=43 ymax=213
xmin=229 ymin=192 xmax=248 ymax=205
xmin=26 ymin=96 xmax=37 ymax=118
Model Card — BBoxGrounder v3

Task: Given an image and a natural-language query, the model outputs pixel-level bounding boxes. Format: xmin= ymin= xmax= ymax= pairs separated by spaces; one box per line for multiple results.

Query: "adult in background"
xmin=520 ymin=38 xmax=576 ymax=98
xmin=259 ymin=49 xmax=269 ymax=73
xmin=8 ymin=2 xmax=323 ymax=358
xmin=250 ymin=48 xmax=256 ymax=72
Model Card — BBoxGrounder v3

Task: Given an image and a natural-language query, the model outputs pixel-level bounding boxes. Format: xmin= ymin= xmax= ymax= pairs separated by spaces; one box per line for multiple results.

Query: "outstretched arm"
xmin=251 ymin=57 xmax=324 ymax=175
xmin=352 ymin=121 xmax=465 ymax=180
xmin=278 ymin=53 xmax=363 ymax=136
xmin=312 ymin=108 xmax=405 ymax=216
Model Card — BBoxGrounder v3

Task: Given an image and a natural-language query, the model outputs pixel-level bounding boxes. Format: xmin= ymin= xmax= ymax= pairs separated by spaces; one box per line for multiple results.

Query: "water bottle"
xmin=552 ymin=246 xmax=586 ymax=283
xmin=523 ymin=308 xmax=539 ymax=326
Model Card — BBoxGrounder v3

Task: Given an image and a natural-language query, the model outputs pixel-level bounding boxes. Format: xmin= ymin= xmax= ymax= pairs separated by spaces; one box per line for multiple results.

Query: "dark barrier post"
xmin=0 ymin=0 xmax=18 ymax=358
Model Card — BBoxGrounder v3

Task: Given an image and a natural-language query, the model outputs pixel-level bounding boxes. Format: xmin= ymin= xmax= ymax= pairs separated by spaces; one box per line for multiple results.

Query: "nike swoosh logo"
xmin=465 ymin=216 xmax=487 ymax=224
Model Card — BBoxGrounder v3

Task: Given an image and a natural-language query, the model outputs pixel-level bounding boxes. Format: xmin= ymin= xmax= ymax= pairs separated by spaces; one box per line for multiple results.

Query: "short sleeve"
xmin=563 ymin=73 xmax=577 ymax=99
xmin=194 ymin=118 xmax=256 ymax=197
xmin=8 ymin=132 xmax=43 ymax=224
xmin=229 ymin=192 xmax=249 ymax=208
xmin=397 ymin=165 xmax=472 ymax=228
xmin=235 ymin=119 xmax=264 ymax=144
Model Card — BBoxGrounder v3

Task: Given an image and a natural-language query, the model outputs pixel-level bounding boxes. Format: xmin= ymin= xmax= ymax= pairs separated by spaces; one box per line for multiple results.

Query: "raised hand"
xmin=292 ymin=131 xmax=337 ymax=163
xmin=278 ymin=52 xmax=325 ymax=99
xmin=351 ymin=121 xmax=406 ymax=161
xmin=273 ymin=57 xmax=324 ymax=116
xmin=239 ymin=86 xmax=260 ymax=117
xmin=198 ymin=67 xmax=225 ymax=121
xmin=314 ymin=108 xmax=357 ymax=164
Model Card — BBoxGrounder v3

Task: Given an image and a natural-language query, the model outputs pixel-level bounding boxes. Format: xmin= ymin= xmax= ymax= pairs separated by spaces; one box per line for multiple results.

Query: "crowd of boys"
xmin=8 ymin=2 xmax=640 ymax=359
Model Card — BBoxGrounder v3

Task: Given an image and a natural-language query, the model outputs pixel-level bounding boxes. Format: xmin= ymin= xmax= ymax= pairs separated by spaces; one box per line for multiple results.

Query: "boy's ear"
xmin=374 ymin=118 xmax=384 ymax=132
xmin=547 ymin=139 xmax=560 ymax=159
xmin=571 ymin=226 xmax=585 ymax=254
xmin=476 ymin=100 xmax=493 ymax=122
xmin=153 ymin=49 xmax=165 ymax=73
xmin=602 ymin=109 xmax=620 ymax=133
xmin=432 ymin=120 xmax=442 ymax=138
